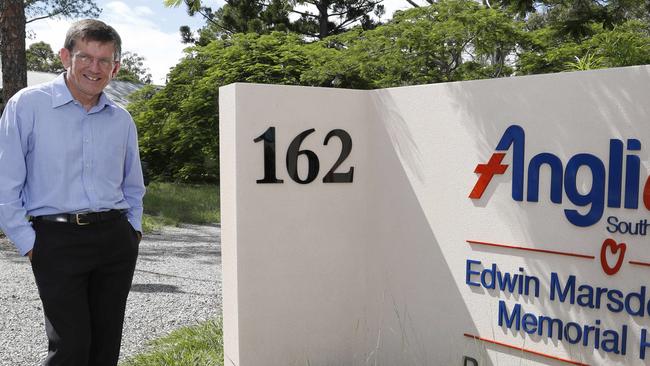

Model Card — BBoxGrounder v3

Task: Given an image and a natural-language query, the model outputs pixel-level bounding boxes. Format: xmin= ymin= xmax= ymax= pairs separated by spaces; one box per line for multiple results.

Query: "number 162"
xmin=253 ymin=127 xmax=354 ymax=184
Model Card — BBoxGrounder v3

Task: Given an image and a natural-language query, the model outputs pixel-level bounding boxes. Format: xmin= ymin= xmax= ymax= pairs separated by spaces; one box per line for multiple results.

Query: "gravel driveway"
xmin=0 ymin=224 xmax=222 ymax=365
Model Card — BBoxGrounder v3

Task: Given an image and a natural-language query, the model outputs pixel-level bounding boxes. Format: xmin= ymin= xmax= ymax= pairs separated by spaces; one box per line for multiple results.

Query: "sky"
xmin=27 ymin=0 xmax=411 ymax=85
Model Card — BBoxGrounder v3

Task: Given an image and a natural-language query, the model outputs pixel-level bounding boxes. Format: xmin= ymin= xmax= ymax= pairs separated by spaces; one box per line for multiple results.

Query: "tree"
xmin=0 ymin=0 xmax=27 ymax=108
xmin=404 ymin=0 xmax=434 ymax=7
xmin=540 ymin=0 xmax=648 ymax=40
xmin=179 ymin=25 xmax=197 ymax=43
xmin=303 ymin=0 xmax=523 ymax=87
xmin=26 ymin=41 xmax=64 ymax=72
xmin=115 ymin=51 xmax=153 ymax=84
xmin=518 ymin=20 xmax=650 ymax=74
xmin=490 ymin=0 xmax=649 ymax=36
xmin=290 ymin=0 xmax=385 ymax=39
xmin=24 ymin=0 xmax=101 ymax=24
xmin=139 ymin=0 xmax=649 ymax=183
xmin=216 ymin=0 xmax=291 ymax=34
xmin=167 ymin=0 xmax=292 ymax=41
xmin=129 ymin=32 xmax=311 ymax=183
xmin=0 ymin=0 xmax=100 ymax=107
xmin=165 ymin=0 xmax=384 ymax=41
xmin=133 ymin=0 xmax=526 ymax=183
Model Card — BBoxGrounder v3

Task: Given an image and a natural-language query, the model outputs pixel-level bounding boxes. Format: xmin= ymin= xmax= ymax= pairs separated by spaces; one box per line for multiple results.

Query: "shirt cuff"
xmin=12 ymin=226 xmax=36 ymax=256
xmin=127 ymin=217 xmax=142 ymax=233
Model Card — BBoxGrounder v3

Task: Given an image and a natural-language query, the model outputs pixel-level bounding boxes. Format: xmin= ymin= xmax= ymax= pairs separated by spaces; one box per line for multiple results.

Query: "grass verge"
xmin=142 ymin=182 xmax=220 ymax=233
xmin=0 ymin=183 xmax=219 ymax=236
xmin=120 ymin=318 xmax=224 ymax=366
xmin=127 ymin=183 xmax=222 ymax=364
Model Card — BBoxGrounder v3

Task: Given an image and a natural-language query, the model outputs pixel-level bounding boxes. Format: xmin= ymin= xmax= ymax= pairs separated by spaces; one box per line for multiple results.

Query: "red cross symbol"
xmin=469 ymin=153 xmax=508 ymax=199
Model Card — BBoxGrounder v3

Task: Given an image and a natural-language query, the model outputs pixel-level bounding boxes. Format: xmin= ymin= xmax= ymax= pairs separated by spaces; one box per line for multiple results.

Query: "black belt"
xmin=32 ymin=210 xmax=126 ymax=226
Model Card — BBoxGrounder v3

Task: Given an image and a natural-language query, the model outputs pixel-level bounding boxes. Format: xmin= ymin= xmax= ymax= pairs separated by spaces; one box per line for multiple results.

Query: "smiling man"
xmin=0 ymin=20 xmax=145 ymax=366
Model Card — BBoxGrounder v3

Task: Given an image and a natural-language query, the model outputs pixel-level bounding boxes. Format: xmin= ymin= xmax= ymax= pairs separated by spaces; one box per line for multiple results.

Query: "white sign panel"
xmin=219 ymin=65 xmax=650 ymax=366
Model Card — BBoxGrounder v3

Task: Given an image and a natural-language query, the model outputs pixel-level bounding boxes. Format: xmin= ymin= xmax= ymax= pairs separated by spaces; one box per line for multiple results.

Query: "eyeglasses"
xmin=73 ymin=53 xmax=117 ymax=69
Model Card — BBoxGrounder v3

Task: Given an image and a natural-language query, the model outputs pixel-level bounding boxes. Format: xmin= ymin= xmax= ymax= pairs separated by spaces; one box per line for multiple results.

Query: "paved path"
xmin=0 ymin=224 xmax=222 ymax=365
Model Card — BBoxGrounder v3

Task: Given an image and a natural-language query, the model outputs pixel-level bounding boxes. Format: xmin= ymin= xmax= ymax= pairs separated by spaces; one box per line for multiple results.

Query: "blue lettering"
xmin=496 ymin=125 xmax=525 ymax=202
xmin=608 ymin=139 xmax=623 ymax=207
xmin=595 ymin=287 xmax=608 ymax=308
xmin=465 ymin=260 xmax=481 ymax=287
xmin=527 ymin=153 xmax=563 ymax=203
xmin=496 ymin=270 xmax=518 ymax=294
xmin=607 ymin=216 xmax=618 ymax=233
xmin=577 ymin=285 xmax=595 ymax=308
xmin=495 ymin=304 xmax=627 ymax=355
xmin=538 ymin=315 xmax=564 ymax=340
xmin=606 ymin=216 xmax=649 ymax=235
xmin=582 ymin=321 xmax=599 ymax=348
xmin=564 ymin=154 xmax=605 ymax=227
xmin=625 ymin=139 xmax=641 ymax=209
xmin=498 ymin=300 xmax=520 ymax=330
xmin=525 ymin=273 xmax=540 ymax=297
xmin=485 ymin=126 xmax=650 ymax=228
xmin=521 ymin=313 xmax=538 ymax=334
xmin=466 ymin=261 xmax=540 ymax=296
xmin=564 ymin=322 xmax=582 ymax=344
xmin=641 ymin=328 xmax=650 ymax=360
xmin=625 ymin=286 xmax=646 ymax=317
xmin=481 ymin=263 xmax=497 ymax=289
xmin=601 ymin=329 xmax=621 ymax=354
xmin=607 ymin=289 xmax=624 ymax=312
xmin=550 ymin=273 xmax=575 ymax=304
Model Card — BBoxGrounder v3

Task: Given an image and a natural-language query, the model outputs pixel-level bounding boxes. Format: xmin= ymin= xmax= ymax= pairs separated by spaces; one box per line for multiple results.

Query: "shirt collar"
xmin=51 ymin=73 xmax=74 ymax=108
xmin=95 ymin=90 xmax=116 ymax=112
xmin=50 ymin=73 xmax=117 ymax=112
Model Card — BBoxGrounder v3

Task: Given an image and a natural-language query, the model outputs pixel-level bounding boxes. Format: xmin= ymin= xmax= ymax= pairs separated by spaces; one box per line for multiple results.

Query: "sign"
xmin=219 ymin=65 xmax=650 ymax=365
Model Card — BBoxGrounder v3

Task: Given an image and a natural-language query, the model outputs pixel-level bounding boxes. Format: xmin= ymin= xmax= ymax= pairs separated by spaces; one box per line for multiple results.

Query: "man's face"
xmin=60 ymin=39 xmax=120 ymax=105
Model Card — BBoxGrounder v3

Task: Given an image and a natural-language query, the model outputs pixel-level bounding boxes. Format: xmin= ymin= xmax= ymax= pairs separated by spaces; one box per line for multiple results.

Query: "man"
xmin=0 ymin=19 xmax=145 ymax=366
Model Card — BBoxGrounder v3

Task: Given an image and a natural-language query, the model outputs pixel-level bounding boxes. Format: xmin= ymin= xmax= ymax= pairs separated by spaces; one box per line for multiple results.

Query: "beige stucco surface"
xmin=220 ymin=66 xmax=650 ymax=366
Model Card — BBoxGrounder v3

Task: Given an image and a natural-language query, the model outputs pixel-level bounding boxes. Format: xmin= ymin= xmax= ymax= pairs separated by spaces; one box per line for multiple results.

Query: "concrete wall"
xmin=220 ymin=65 xmax=650 ymax=366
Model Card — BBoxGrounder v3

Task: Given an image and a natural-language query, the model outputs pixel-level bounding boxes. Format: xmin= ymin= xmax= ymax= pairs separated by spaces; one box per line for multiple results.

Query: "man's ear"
xmin=111 ymin=61 xmax=121 ymax=78
xmin=59 ymin=48 xmax=71 ymax=69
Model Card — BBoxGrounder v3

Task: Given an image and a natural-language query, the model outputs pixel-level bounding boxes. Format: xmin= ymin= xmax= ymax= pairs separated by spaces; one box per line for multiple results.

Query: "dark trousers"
xmin=31 ymin=216 xmax=139 ymax=366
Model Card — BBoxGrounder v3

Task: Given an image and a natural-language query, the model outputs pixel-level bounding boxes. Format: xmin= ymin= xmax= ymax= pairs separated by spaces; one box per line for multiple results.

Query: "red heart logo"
xmin=600 ymin=238 xmax=626 ymax=276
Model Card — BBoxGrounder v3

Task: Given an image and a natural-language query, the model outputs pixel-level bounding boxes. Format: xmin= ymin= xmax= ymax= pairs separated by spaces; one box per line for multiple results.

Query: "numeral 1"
xmin=253 ymin=127 xmax=284 ymax=183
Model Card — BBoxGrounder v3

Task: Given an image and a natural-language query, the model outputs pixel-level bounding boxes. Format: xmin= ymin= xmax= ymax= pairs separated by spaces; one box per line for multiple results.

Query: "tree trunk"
xmin=316 ymin=1 xmax=330 ymax=39
xmin=0 ymin=0 xmax=27 ymax=107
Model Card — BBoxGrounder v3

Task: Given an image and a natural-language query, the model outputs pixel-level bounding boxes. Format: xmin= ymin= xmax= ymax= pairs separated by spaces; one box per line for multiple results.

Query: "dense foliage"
xmin=302 ymin=1 xmax=523 ymax=88
xmin=115 ymin=51 xmax=153 ymax=84
xmin=130 ymin=0 xmax=650 ymax=183
xmin=26 ymin=41 xmax=64 ymax=73
xmin=129 ymin=32 xmax=309 ymax=183
xmin=167 ymin=0 xmax=384 ymax=39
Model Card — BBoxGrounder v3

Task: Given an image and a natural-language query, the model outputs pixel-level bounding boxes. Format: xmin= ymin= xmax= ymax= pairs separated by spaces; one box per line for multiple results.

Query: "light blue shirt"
xmin=0 ymin=73 xmax=145 ymax=256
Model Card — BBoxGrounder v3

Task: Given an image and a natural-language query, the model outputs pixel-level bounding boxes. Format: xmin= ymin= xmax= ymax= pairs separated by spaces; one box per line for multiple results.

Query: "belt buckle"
xmin=75 ymin=213 xmax=91 ymax=226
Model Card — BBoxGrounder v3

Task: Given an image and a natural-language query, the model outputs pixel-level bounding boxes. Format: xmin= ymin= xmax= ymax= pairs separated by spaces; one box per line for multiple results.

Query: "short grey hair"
xmin=64 ymin=19 xmax=122 ymax=60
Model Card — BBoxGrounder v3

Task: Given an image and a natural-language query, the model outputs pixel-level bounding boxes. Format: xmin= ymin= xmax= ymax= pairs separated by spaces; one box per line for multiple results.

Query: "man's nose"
xmin=87 ymin=58 xmax=103 ymax=72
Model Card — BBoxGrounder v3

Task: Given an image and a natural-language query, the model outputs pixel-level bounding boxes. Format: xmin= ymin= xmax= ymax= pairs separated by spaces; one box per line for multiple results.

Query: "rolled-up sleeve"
xmin=0 ymin=97 xmax=35 ymax=256
xmin=122 ymin=120 xmax=145 ymax=232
